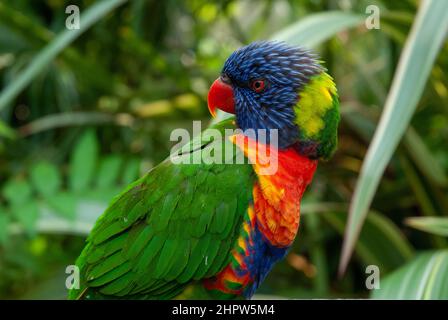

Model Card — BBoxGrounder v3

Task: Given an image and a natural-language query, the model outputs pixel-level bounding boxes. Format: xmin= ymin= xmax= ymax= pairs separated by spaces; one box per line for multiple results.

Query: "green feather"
xmin=70 ymin=118 xmax=255 ymax=300
xmin=125 ymin=224 xmax=154 ymax=259
xmin=89 ymin=261 xmax=132 ymax=288
xmin=163 ymin=240 xmax=191 ymax=281
xmin=153 ymin=238 xmax=179 ymax=278
xmin=99 ymin=270 xmax=135 ymax=295
xmin=87 ymin=251 xmax=126 ymax=280
xmin=206 ymin=239 xmax=233 ymax=276
xmin=92 ymin=221 xmax=129 ymax=245
xmin=154 ymin=193 xmax=180 ymax=232
xmin=86 ymin=232 xmax=128 ymax=264
xmin=177 ymin=236 xmax=210 ymax=283
xmin=193 ymin=236 xmax=221 ymax=280
xmin=133 ymin=234 xmax=165 ymax=273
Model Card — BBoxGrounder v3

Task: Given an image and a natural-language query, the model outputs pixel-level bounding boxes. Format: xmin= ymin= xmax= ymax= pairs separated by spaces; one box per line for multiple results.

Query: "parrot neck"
xmin=253 ymin=145 xmax=317 ymax=247
xmin=231 ymin=133 xmax=318 ymax=247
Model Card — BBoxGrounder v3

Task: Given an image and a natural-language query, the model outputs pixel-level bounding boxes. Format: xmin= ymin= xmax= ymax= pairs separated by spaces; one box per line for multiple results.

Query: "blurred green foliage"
xmin=0 ymin=0 xmax=447 ymax=299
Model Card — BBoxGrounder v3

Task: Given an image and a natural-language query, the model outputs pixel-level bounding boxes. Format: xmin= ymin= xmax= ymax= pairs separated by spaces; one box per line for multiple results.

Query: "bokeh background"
xmin=0 ymin=0 xmax=447 ymax=299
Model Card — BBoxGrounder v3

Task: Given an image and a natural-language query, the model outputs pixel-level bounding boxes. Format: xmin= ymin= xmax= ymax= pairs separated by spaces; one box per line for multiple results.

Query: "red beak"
xmin=207 ymin=77 xmax=235 ymax=117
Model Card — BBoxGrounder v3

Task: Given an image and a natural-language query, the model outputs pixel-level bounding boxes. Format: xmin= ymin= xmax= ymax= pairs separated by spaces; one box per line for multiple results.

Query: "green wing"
xmin=69 ymin=119 xmax=255 ymax=299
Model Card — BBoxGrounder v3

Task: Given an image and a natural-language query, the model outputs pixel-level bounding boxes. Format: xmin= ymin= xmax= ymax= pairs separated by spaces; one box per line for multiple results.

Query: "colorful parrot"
xmin=68 ymin=41 xmax=340 ymax=300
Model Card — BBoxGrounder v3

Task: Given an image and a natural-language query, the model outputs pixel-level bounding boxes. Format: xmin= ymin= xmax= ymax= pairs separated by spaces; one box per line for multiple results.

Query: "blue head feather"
xmin=222 ymin=41 xmax=322 ymax=148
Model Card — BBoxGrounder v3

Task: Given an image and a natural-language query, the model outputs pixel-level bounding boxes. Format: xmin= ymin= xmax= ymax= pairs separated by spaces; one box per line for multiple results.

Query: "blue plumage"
xmin=222 ymin=41 xmax=322 ymax=148
xmin=241 ymin=227 xmax=289 ymax=298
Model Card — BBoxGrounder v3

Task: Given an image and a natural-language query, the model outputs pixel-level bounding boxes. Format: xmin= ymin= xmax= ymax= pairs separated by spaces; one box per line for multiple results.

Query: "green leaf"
xmin=381 ymin=10 xmax=414 ymax=25
xmin=69 ymin=130 xmax=99 ymax=193
xmin=0 ymin=0 xmax=128 ymax=113
xmin=271 ymin=11 xmax=364 ymax=48
xmin=322 ymin=210 xmax=414 ymax=273
xmin=96 ymin=155 xmax=123 ymax=189
xmin=0 ymin=119 xmax=16 ymax=139
xmin=45 ymin=192 xmax=77 ymax=220
xmin=0 ymin=207 xmax=10 ymax=244
xmin=11 ymin=201 xmax=39 ymax=234
xmin=2 ymin=179 xmax=32 ymax=204
xmin=343 ymin=108 xmax=447 ymax=188
xmin=403 ymin=127 xmax=447 ymax=187
xmin=304 ymin=212 xmax=329 ymax=294
xmin=30 ymin=162 xmax=61 ymax=197
xmin=372 ymin=250 xmax=448 ymax=299
xmin=405 ymin=217 xmax=448 ymax=237
xmin=19 ymin=111 xmax=118 ymax=137
xmin=340 ymin=0 xmax=448 ymax=274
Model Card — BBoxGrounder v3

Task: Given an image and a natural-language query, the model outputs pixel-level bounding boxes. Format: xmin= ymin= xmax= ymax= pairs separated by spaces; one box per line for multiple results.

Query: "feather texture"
xmin=68 ymin=119 xmax=255 ymax=299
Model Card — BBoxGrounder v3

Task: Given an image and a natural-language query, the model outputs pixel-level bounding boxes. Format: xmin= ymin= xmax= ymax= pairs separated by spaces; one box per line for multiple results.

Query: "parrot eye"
xmin=250 ymin=79 xmax=266 ymax=93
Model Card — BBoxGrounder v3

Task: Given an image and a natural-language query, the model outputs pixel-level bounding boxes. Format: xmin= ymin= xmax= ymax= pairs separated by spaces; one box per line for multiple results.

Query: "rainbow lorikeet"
xmin=68 ymin=41 xmax=340 ymax=300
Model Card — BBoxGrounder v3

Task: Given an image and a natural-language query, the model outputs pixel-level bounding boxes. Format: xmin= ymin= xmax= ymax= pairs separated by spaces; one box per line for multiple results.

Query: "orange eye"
xmin=250 ymin=79 xmax=265 ymax=93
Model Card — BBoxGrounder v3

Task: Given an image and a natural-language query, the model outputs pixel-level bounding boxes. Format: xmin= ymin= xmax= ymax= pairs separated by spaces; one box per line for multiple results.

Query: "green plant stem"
xmin=18 ymin=112 xmax=134 ymax=137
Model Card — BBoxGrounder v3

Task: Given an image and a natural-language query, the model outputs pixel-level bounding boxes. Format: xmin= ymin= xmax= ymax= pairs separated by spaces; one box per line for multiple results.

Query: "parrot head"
xmin=208 ymin=41 xmax=340 ymax=160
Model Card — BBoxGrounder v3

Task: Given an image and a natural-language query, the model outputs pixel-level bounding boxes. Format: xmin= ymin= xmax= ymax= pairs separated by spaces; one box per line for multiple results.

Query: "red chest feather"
xmin=231 ymin=134 xmax=317 ymax=247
